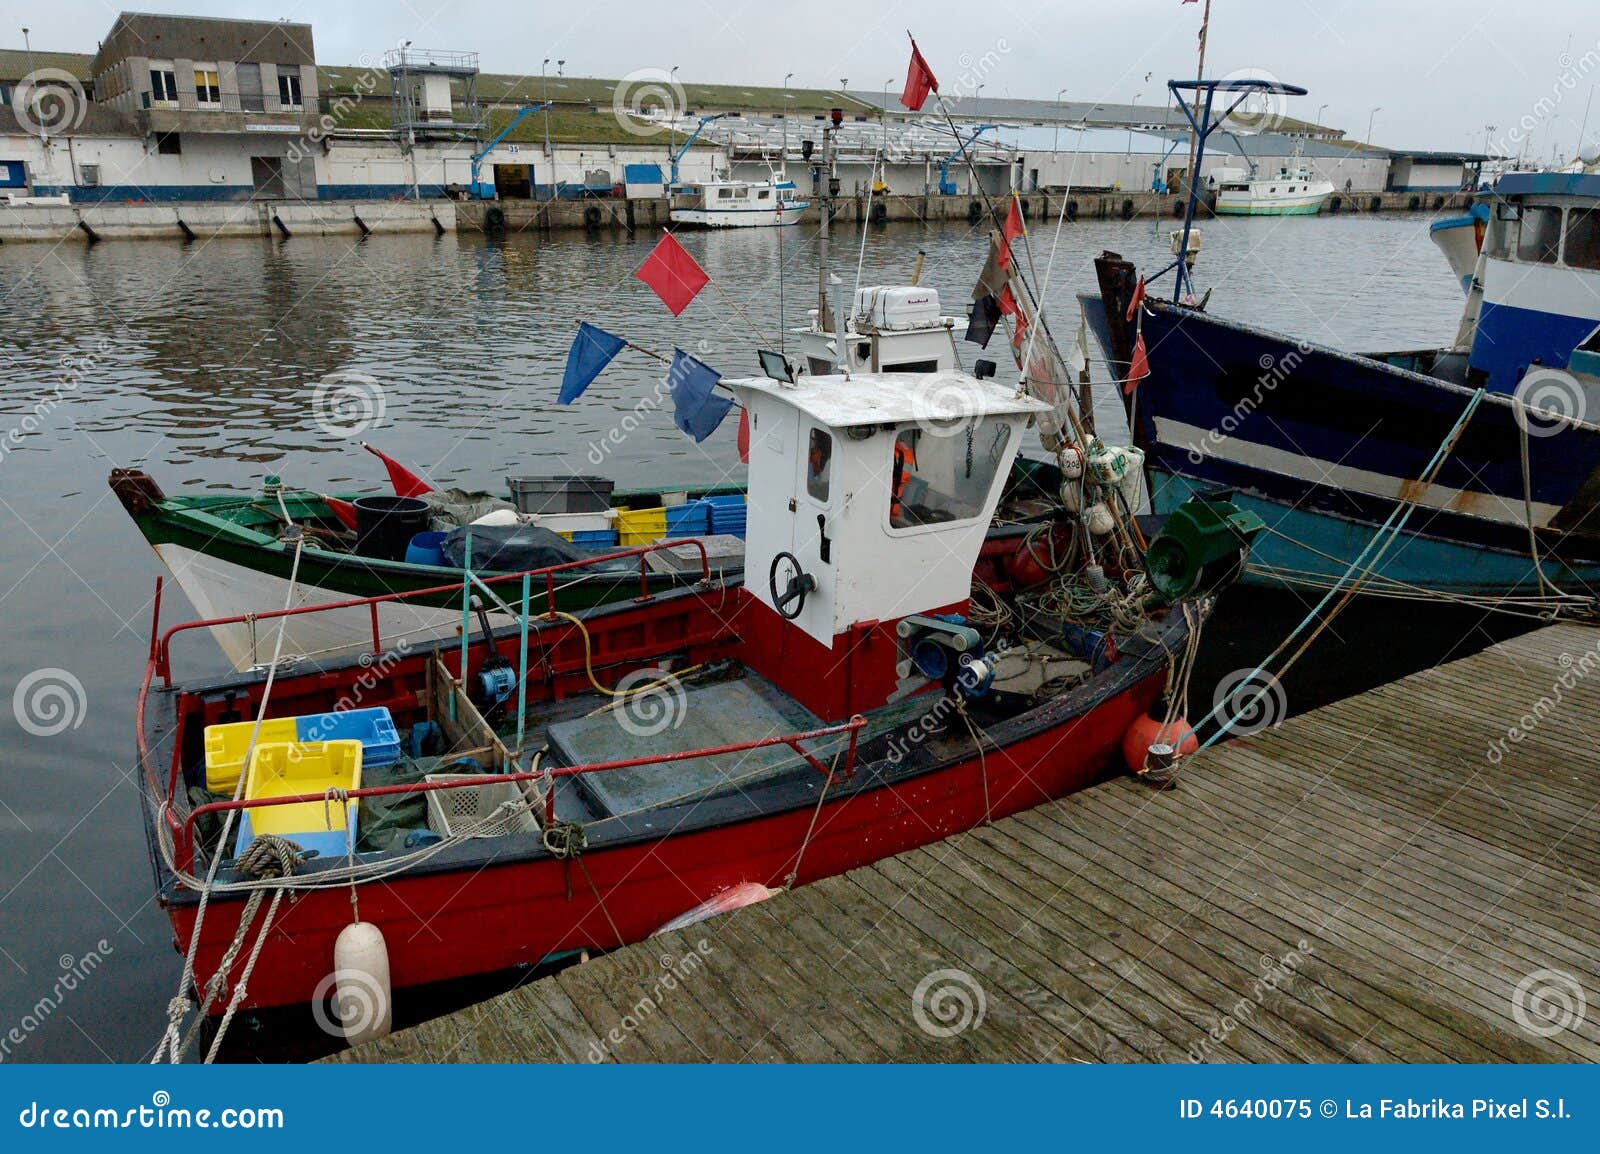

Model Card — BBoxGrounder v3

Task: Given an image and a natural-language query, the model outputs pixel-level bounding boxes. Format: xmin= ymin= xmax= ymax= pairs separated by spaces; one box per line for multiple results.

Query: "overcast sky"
xmin=3 ymin=0 xmax=1596 ymax=158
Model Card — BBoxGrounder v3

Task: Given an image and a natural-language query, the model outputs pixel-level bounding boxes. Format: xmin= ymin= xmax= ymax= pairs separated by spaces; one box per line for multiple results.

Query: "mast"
xmin=1183 ymin=0 xmax=1213 ymax=196
xmin=816 ymin=109 xmax=841 ymax=333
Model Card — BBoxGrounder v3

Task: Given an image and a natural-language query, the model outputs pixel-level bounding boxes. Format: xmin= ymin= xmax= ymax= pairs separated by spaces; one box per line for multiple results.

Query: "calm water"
xmin=0 ymin=212 xmax=1526 ymax=1062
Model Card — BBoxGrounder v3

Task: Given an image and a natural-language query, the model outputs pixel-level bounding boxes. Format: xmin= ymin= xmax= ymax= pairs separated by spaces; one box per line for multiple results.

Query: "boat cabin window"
xmin=888 ymin=424 xmax=1011 ymax=530
xmin=1564 ymin=205 xmax=1600 ymax=271
xmin=1517 ymin=205 xmax=1564 ymax=265
xmin=883 ymin=359 xmax=940 ymax=374
xmin=1486 ymin=203 xmax=1517 ymax=260
xmin=758 ymin=188 xmax=771 ymax=200
xmin=806 ymin=428 xmax=833 ymax=502
xmin=717 ymin=187 xmax=734 ymax=199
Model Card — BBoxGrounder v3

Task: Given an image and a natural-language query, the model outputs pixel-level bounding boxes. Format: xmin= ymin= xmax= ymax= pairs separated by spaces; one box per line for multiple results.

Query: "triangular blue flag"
xmin=559 ymin=322 xmax=627 ymax=404
xmin=667 ymin=348 xmax=734 ymax=442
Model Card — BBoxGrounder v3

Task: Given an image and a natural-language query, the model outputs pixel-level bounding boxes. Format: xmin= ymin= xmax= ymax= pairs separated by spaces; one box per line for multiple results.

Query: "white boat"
xmin=1211 ymin=146 xmax=1334 ymax=216
xmin=669 ymin=176 xmax=809 ymax=228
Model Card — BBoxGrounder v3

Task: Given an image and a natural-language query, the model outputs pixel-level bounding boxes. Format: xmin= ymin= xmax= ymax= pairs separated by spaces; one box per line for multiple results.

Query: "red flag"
xmin=324 ymin=496 xmax=360 ymax=531
xmin=737 ymin=408 xmax=751 ymax=464
xmin=361 ymin=441 xmax=432 ymax=497
xmin=1124 ymin=332 xmax=1150 ymax=395
xmin=635 ymin=232 xmax=709 ymax=316
xmin=1124 ymin=276 xmax=1147 ymax=322
xmin=900 ymin=36 xmax=939 ymax=111
xmin=998 ymin=284 xmax=1017 ymax=317
xmin=997 ymin=196 xmax=1025 ymax=271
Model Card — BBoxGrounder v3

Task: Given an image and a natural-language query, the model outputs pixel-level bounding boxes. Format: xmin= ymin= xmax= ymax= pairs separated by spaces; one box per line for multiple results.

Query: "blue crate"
xmin=664 ymin=501 xmax=711 ymax=536
xmin=293 ymin=707 xmax=401 ymax=768
xmin=572 ymin=529 xmax=620 ymax=549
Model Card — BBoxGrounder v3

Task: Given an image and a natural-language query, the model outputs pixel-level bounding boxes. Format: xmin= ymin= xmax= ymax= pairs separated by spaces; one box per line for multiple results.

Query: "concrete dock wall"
xmin=0 ymin=199 xmax=454 ymax=243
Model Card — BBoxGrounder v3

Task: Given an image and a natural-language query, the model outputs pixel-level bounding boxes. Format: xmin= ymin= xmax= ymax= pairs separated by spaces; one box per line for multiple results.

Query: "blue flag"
xmin=559 ymin=322 xmax=627 ymax=404
xmin=667 ymin=348 xmax=734 ymax=442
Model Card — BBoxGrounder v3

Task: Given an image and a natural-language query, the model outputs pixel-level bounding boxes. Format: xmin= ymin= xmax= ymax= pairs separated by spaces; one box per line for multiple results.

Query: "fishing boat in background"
xmin=669 ymin=174 xmax=808 ymax=227
xmin=1430 ymin=202 xmax=1490 ymax=293
xmin=137 ymin=363 xmax=1262 ymax=1030
xmin=1089 ymin=81 xmax=1600 ymax=613
xmin=1210 ymin=142 xmax=1334 ymax=216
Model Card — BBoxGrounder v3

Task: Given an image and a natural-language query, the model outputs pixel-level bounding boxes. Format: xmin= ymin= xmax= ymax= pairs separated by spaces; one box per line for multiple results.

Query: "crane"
xmin=669 ymin=113 xmax=730 ymax=189
xmin=469 ymin=102 xmax=550 ymax=200
xmin=937 ymin=124 xmax=997 ymax=195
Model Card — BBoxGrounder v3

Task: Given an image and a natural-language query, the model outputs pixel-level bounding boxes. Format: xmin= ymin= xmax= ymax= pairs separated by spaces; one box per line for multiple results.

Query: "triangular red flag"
xmin=1124 ymin=332 xmax=1151 ymax=395
xmin=737 ymin=408 xmax=751 ymax=463
xmin=635 ymin=232 xmax=709 ymax=316
xmin=361 ymin=442 xmax=432 ymax=497
xmin=900 ymin=36 xmax=939 ymax=111
xmin=998 ymin=284 xmax=1017 ymax=317
xmin=324 ymin=496 xmax=360 ymax=531
xmin=1125 ymin=276 xmax=1147 ymax=323
xmin=998 ymin=196 xmax=1025 ymax=271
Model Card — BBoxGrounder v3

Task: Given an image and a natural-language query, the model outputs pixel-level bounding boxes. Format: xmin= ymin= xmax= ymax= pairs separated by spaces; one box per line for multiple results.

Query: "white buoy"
xmin=1083 ymin=503 xmax=1116 ymax=537
xmin=470 ymin=508 xmax=520 ymax=527
xmin=332 ymin=922 xmax=392 ymax=1044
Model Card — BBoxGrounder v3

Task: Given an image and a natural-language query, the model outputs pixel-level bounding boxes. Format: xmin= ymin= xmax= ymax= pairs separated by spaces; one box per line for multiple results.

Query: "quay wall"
xmin=0 ymin=199 xmax=453 ymax=243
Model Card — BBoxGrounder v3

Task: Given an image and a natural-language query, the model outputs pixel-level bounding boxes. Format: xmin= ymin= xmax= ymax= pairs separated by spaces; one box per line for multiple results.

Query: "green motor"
xmin=1143 ymin=499 xmax=1265 ymax=606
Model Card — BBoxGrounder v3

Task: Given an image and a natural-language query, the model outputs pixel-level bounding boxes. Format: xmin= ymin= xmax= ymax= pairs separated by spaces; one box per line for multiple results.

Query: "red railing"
xmin=153 ymin=538 xmax=712 ymax=686
xmin=137 ymin=541 xmax=717 ymax=858
xmin=178 ymin=715 xmax=866 ymax=869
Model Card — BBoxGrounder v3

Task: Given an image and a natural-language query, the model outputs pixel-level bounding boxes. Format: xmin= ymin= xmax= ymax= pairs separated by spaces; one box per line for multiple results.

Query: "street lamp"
xmin=782 ymin=72 xmax=794 ymax=166
xmin=1053 ymin=87 xmax=1067 ymax=154
xmin=1366 ymin=105 xmax=1382 ymax=145
xmin=542 ymin=58 xmax=552 ymax=166
xmin=1315 ymin=102 xmax=1328 ymax=136
xmin=882 ymin=77 xmax=894 ymax=154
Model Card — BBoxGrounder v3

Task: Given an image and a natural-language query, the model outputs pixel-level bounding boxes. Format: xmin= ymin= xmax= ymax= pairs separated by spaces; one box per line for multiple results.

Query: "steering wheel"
xmin=768 ymin=551 xmax=817 ymax=621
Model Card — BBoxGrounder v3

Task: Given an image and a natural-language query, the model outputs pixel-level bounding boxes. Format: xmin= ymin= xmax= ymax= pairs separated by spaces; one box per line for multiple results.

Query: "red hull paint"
xmin=168 ymin=672 xmax=1160 ymax=1012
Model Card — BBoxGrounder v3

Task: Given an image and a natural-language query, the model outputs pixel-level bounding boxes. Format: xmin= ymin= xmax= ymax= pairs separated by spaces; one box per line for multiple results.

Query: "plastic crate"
xmin=203 ymin=717 xmax=298 ymax=792
xmin=236 ymin=741 xmax=362 ymax=859
xmin=424 ymin=774 xmax=540 ymax=838
xmin=506 ymin=475 xmax=615 ymax=515
xmin=205 ymin=709 xmax=400 ymax=791
xmin=617 ymin=506 xmax=668 ymax=546
xmin=664 ymin=501 xmax=710 ymax=536
xmin=572 ymin=529 xmax=620 ymax=549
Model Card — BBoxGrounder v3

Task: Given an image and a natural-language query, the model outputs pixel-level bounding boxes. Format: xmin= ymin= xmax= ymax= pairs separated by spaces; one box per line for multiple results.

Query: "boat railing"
xmin=149 ymin=538 xmax=713 ymax=687
xmin=137 ymin=540 xmax=716 ymax=854
xmin=176 ymin=715 xmax=866 ymax=871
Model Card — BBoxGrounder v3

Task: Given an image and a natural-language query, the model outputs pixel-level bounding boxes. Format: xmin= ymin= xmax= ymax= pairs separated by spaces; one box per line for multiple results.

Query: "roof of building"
xmin=729 ymin=373 xmax=1047 ymax=428
xmin=0 ymin=48 xmax=94 ymax=82
xmin=1386 ymin=149 xmax=1495 ymax=163
xmin=90 ymin=12 xmax=314 ymax=78
xmin=0 ymin=100 xmax=134 ymax=136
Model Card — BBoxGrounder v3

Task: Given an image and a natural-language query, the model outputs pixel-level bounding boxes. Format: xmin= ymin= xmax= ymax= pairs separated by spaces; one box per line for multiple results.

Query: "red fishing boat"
xmin=137 ymin=368 xmax=1259 ymax=1043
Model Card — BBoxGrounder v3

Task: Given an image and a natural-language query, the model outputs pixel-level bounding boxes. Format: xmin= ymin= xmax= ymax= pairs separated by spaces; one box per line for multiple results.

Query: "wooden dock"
xmin=332 ymin=623 xmax=1600 ymax=1064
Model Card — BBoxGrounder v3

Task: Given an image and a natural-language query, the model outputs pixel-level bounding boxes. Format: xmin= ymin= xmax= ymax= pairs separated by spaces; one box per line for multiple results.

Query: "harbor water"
xmin=0 ymin=213 xmax=1531 ymax=1061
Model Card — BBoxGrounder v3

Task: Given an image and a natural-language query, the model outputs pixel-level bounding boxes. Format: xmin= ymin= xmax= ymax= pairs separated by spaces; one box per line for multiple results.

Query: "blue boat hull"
xmin=1124 ymin=301 xmax=1600 ymax=602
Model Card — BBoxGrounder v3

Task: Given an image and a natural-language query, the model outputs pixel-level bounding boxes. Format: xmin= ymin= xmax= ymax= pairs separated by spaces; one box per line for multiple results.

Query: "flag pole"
xmin=1183 ymin=0 xmax=1213 ymax=198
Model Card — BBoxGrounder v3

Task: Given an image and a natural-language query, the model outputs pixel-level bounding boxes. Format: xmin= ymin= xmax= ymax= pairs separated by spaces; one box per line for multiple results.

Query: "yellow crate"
xmin=203 ymin=717 xmax=299 ymax=793
xmin=617 ymin=506 xmax=667 ymax=547
xmin=237 ymin=741 xmax=363 ymax=858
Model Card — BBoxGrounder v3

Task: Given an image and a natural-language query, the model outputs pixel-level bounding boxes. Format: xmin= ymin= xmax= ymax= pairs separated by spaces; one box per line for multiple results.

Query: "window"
xmin=888 ymin=424 xmax=1011 ymax=529
xmin=149 ymin=68 xmax=178 ymax=103
xmin=277 ymin=71 xmax=302 ymax=108
xmin=805 ymin=429 xmax=832 ymax=502
xmin=883 ymin=359 xmax=940 ymax=374
xmin=717 ymin=187 xmax=733 ymax=199
xmin=194 ymin=69 xmax=220 ymax=105
xmin=1517 ymin=205 xmax=1564 ymax=264
xmin=757 ymin=188 xmax=770 ymax=200
xmin=0 ymin=83 xmax=11 ymax=107
xmin=1485 ymin=203 xmax=1518 ymax=260
xmin=1565 ymin=206 xmax=1600 ymax=271
xmin=156 ymin=131 xmax=181 ymax=155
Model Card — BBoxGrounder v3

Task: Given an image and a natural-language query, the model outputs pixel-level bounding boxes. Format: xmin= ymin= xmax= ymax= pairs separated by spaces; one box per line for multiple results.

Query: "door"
xmin=250 ymin=156 xmax=286 ymax=198
xmin=493 ymin=164 xmax=532 ymax=199
xmin=234 ymin=62 xmax=264 ymax=112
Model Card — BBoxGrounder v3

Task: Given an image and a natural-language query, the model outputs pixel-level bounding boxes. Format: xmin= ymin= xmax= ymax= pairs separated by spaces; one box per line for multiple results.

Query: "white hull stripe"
xmin=1154 ymin=417 xmax=1562 ymax=528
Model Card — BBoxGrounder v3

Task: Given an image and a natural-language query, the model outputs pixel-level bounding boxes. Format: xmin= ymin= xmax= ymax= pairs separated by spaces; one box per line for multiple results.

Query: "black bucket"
xmin=354 ymin=495 xmax=431 ymax=561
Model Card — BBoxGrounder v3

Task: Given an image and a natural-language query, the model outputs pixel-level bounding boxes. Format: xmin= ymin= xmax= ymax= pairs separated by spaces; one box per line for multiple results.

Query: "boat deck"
xmin=330 ymin=623 xmax=1600 ymax=1063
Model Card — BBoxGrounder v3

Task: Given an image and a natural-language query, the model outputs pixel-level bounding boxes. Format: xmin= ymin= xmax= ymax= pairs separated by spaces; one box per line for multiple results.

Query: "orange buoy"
xmin=1122 ymin=704 xmax=1199 ymax=775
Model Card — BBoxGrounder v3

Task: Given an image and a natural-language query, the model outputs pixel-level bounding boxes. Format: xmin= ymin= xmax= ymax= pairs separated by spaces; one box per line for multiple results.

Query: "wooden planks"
xmin=331 ymin=623 xmax=1600 ymax=1064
